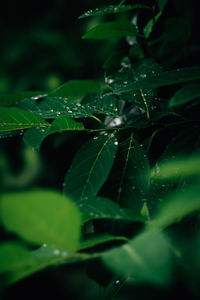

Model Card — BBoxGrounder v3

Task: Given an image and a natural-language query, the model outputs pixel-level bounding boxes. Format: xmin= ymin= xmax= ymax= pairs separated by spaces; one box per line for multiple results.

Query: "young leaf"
xmin=0 ymin=107 xmax=49 ymax=132
xmin=63 ymin=133 xmax=118 ymax=201
xmin=0 ymin=190 xmax=81 ymax=251
xmin=151 ymin=182 xmax=200 ymax=229
xmin=102 ymin=228 xmax=171 ymax=285
xmin=0 ymin=91 xmax=47 ymax=106
xmin=101 ymin=133 xmax=150 ymax=214
xmin=49 ymin=80 xmax=101 ymax=99
xmin=169 ymin=83 xmax=200 ymax=108
xmin=79 ymin=4 xmax=151 ymax=19
xmin=82 ymin=21 xmax=138 ymax=40
xmin=23 ymin=116 xmax=84 ymax=150
xmin=78 ymin=196 xmax=135 ymax=223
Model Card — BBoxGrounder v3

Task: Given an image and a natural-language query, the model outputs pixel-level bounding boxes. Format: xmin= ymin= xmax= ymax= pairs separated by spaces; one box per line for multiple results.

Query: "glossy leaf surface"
xmin=19 ymin=95 xmax=119 ymax=119
xmin=49 ymin=80 xmax=101 ymax=99
xmin=101 ymin=134 xmax=150 ymax=214
xmin=23 ymin=116 xmax=84 ymax=150
xmin=79 ymin=4 xmax=150 ymax=19
xmin=0 ymin=107 xmax=49 ymax=132
xmin=78 ymin=196 xmax=135 ymax=223
xmin=110 ymin=67 xmax=200 ymax=93
xmin=64 ymin=133 xmax=118 ymax=201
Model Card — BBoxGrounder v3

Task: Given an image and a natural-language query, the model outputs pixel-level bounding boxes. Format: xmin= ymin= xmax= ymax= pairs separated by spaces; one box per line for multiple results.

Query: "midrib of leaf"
xmin=116 ymin=132 xmax=133 ymax=206
xmin=123 ymin=244 xmax=145 ymax=266
xmin=0 ymin=123 xmax=50 ymax=132
xmin=131 ymin=68 xmax=150 ymax=119
xmin=80 ymin=132 xmax=116 ymax=200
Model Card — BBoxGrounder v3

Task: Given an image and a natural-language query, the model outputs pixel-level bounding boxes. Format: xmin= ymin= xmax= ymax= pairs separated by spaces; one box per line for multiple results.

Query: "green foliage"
xmin=79 ymin=4 xmax=151 ymax=19
xmin=0 ymin=190 xmax=81 ymax=250
xmin=169 ymin=83 xmax=200 ymax=107
xmin=103 ymin=228 xmax=171 ymax=285
xmin=82 ymin=21 xmax=138 ymax=40
xmin=0 ymin=107 xmax=49 ymax=132
xmin=1 ymin=0 xmax=200 ymax=299
xmin=63 ymin=133 xmax=118 ymax=201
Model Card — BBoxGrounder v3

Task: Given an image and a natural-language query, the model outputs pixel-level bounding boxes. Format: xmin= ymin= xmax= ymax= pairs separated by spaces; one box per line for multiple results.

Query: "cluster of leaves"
xmin=1 ymin=0 xmax=200 ymax=298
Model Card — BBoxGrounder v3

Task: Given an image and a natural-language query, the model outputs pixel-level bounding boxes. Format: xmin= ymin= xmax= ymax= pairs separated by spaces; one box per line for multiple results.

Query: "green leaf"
xmin=78 ymin=196 xmax=135 ymax=223
xmin=0 ymin=242 xmax=35 ymax=274
xmin=143 ymin=12 xmax=162 ymax=38
xmin=19 ymin=95 xmax=119 ymax=119
xmin=105 ymin=59 xmax=162 ymax=117
xmin=157 ymin=0 xmax=168 ymax=11
xmin=82 ymin=92 xmax=119 ymax=116
xmin=111 ymin=66 xmax=200 ymax=93
xmin=23 ymin=127 xmax=50 ymax=150
xmin=79 ymin=234 xmax=127 ymax=250
xmin=48 ymin=115 xmax=84 ymax=134
xmin=82 ymin=21 xmax=138 ymax=40
xmin=2 ymin=244 xmax=91 ymax=286
xmin=79 ymin=4 xmax=151 ymax=19
xmin=23 ymin=116 xmax=84 ymax=150
xmin=0 ymin=107 xmax=49 ymax=132
xmin=151 ymin=182 xmax=200 ymax=229
xmin=49 ymin=80 xmax=101 ymax=99
xmin=0 ymin=91 xmax=47 ymax=106
xmin=0 ymin=190 xmax=81 ymax=251
xmin=101 ymin=134 xmax=150 ymax=214
xmin=169 ymin=83 xmax=200 ymax=108
xmin=63 ymin=133 xmax=118 ymax=201
xmin=103 ymin=228 xmax=171 ymax=285
xmin=150 ymin=154 xmax=200 ymax=181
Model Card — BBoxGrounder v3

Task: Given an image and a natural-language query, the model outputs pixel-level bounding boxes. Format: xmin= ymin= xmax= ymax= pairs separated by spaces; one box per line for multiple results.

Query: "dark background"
xmin=0 ymin=0 xmax=200 ymax=299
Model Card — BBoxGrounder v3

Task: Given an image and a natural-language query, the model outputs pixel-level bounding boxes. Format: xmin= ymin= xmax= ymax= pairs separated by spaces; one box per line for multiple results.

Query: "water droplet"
xmin=53 ymin=249 xmax=60 ymax=255
xmin=42 ymin=243 xmax=47 ymax=247
xmin=114 ymin=141 xmax=118 ymax=146
xmin=115 ymin=280 xmax=120 ymax=284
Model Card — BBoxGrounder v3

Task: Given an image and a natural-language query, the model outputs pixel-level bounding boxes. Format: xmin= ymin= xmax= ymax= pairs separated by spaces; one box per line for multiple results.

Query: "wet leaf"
xmin=79 ymin=4 xmax=151 ymax=19
xmin=63 ymin=133 xmax=118 ymax=201
xmin=0 ymin=107 xmax=49 ymax=132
